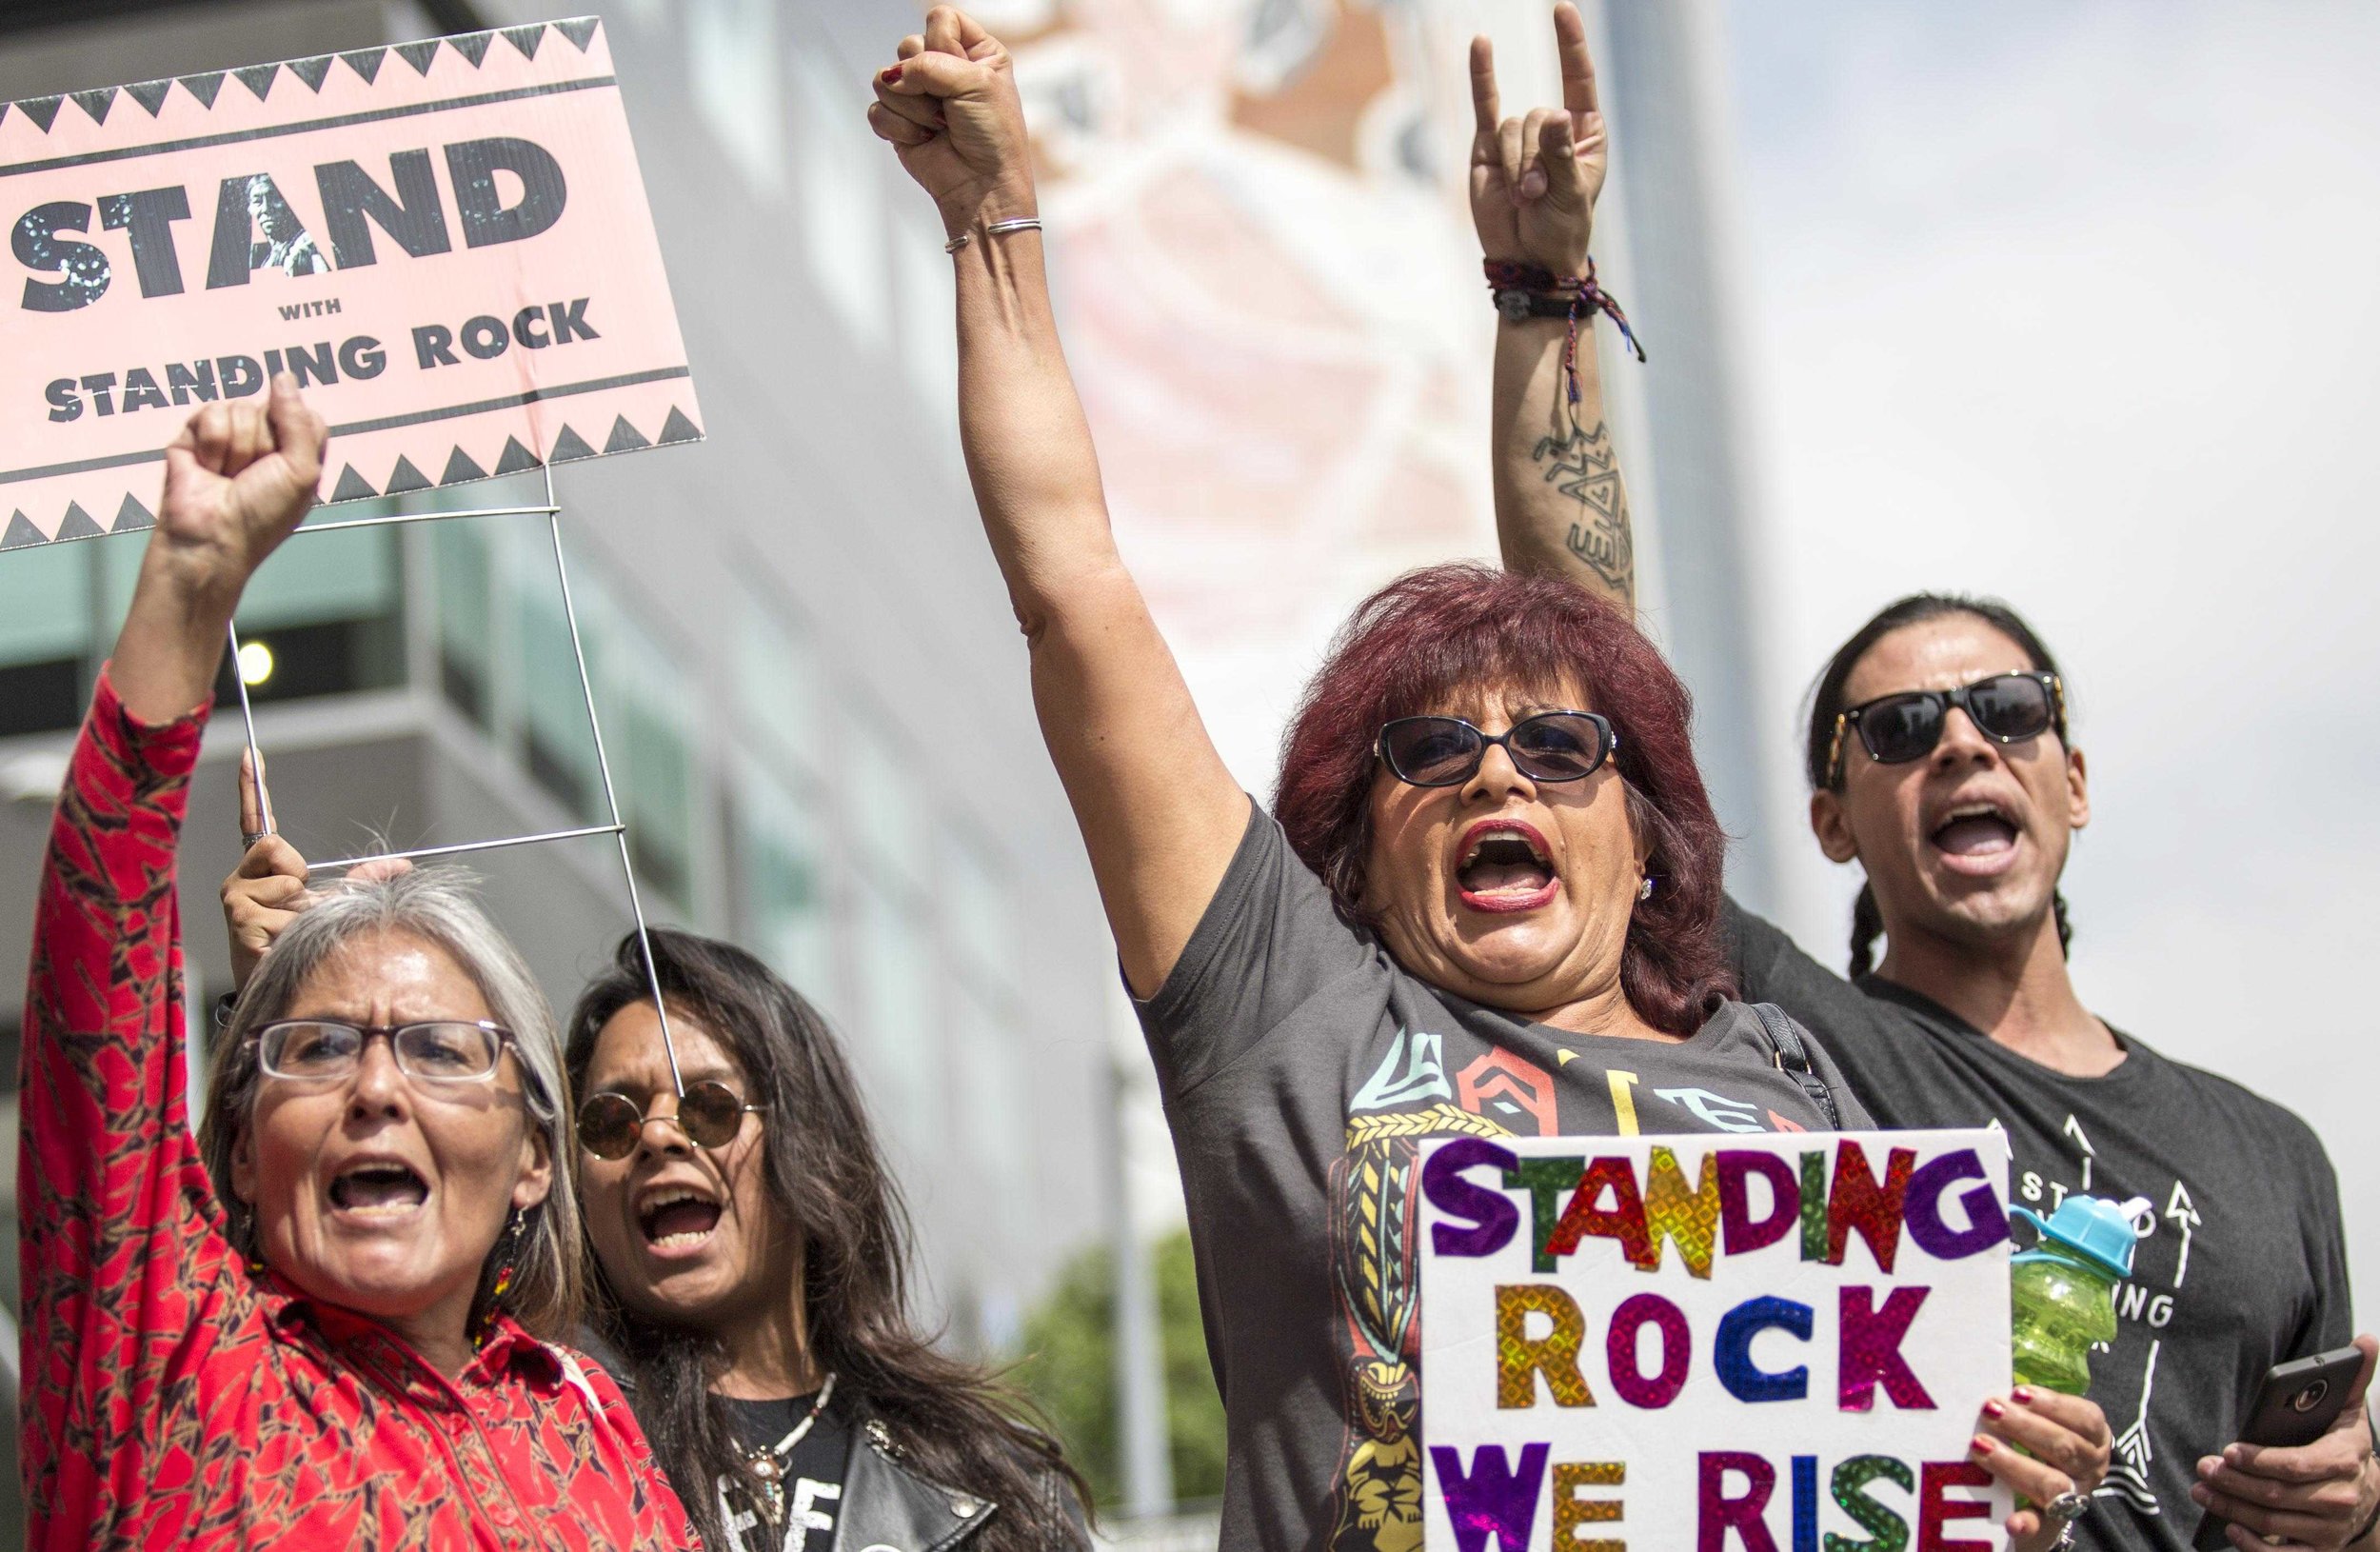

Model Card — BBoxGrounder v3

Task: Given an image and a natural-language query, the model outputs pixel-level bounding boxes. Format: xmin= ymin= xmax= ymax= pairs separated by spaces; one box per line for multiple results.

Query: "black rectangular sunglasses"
xmin=1827 ymin=671 xmax=2064 ymax=785
xmin=1377 ymin=710 xmax=1617 ymax=787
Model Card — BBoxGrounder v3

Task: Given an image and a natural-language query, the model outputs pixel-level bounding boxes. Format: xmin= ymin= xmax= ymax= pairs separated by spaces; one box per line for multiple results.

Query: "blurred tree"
xmin=1014 ymin=1228 xmax=1225 ymax=1508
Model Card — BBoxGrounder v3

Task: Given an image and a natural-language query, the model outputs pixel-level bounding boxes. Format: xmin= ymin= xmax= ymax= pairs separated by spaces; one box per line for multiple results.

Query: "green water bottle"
xmin=2007 ymin=1195 xmax=2145 ymax=1394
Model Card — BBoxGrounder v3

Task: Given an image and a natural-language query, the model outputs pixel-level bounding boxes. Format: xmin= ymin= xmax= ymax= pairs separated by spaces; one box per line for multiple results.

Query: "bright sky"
xmin=1720 ymin=1 xmax=2380 ymax=1323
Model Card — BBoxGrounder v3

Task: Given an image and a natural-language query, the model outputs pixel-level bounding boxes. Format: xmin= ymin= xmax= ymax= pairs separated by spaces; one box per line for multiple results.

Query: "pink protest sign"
xmin=0 ymin=17 xmax=701 ymax=547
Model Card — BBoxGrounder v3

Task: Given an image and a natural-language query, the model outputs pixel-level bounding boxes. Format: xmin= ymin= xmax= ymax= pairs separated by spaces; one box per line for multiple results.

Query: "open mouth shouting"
xmin=636 ymin=1181 xmax=724 ymax=1259
xmin=327 ymin=1157 xmax=430 ymax=1223
xmin=1455 ymin=818 xmax=1559 ymax=913
xmin=1927 ymin=794 xmax=2023 ymax=878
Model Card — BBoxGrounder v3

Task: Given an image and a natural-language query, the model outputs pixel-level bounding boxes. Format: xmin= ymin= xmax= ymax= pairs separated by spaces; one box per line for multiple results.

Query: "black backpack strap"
xmin=1752 ymin=1002 xmax=1842 ymax=1130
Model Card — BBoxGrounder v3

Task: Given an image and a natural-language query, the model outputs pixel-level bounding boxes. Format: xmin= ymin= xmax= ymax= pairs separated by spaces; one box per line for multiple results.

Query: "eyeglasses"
xmin=1827 ymin=671 xmax=2065 ymax=785
xmin=577 ymin=1082 xmax=762 ymax=1161
xmin=1376 ymin=710 xmax=1618 ymax=788
xmin=256 ymin=1019 xmax=514 ymax=1083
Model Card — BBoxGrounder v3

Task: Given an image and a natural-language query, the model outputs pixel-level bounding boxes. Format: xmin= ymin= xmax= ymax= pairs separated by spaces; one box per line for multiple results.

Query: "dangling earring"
xmin=237 ymin=1206 xmax=268 ymax=1277
xmin=1637 ymin=877 xmax=1656 ymax=902
xmin=490 ymin=1207 xmax=526 ymax=1304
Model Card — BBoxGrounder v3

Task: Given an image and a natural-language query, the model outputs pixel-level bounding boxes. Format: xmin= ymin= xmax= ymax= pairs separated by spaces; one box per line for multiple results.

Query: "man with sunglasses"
xmin=1767 ymin=603 xmax=2370 ymax=1552
xmin=1466 ymin=31 xmax=2373 ymax=1546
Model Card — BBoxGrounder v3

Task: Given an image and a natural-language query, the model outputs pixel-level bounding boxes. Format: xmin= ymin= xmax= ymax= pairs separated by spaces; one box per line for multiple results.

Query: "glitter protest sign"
xmin=1419 ymin=1129 xmax=2016 ymax=1551
xmin=0 ymin=17 xmax=700 ymax=547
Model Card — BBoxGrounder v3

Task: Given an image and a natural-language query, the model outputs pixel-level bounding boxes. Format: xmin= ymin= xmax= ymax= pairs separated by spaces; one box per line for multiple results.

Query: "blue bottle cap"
xmin=2009 ymin=1195 xmax=2145 ymax=1281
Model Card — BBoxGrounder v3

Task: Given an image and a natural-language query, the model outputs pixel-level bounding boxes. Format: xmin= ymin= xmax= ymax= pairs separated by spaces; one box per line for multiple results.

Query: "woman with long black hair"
xmin=563 ymin=927 xmax=1091 ymax=1552
xmin=225 ymin=865 xmax=1091 ymax=1552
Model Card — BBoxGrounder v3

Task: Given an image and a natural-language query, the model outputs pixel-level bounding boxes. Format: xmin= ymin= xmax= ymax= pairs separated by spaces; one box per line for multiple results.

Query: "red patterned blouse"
xmin=17 ymin=673 xmax=699 ymax=1551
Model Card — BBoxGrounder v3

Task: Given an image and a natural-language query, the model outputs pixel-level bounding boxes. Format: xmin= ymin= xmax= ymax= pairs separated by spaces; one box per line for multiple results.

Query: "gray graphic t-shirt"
xmin=1137 ymin=806 xmax=1871 ymax=1552
xmin=1727 ymin=900 xmax=2353 ymax=1551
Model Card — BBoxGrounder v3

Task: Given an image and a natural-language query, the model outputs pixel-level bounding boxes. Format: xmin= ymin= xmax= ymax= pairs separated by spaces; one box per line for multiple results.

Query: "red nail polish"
xmin=1972 ymin=1436 xmax=1997 ymax=1455
xmin=882 ymin=65 xmax=903 ymax=82
xmin=2012 ymin=1386 xmax=2034 ymax=1404
xmin=1983 ymin=1400 xmax=2005 ymax=1419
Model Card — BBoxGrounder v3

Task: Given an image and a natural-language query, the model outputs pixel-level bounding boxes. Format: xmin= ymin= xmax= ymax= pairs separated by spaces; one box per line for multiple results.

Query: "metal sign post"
xmin=220 ymin=468 xmax=684 ymax=1089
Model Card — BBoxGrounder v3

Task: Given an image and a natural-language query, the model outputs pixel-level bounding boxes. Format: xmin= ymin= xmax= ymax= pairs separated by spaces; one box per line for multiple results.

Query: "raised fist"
xmin=867 ymin=7 xmax=1038 ymax=239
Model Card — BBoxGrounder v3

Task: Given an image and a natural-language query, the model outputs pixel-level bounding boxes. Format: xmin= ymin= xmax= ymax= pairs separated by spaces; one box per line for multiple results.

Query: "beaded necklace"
xmin=733 ymin=1372 xmax=837 ymax=1531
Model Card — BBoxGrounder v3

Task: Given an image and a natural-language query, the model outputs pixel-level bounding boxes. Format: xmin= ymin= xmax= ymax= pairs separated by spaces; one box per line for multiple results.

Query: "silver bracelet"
xmin=943 ymin=216 xmax=1043 ymax=254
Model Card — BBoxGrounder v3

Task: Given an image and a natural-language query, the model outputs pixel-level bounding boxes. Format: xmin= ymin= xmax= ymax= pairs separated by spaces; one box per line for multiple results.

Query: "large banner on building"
xmin=0 ymin=17 xmax=700 ymax=547
xmin=1418 ymin=1129 xmax=2015 ymax=1550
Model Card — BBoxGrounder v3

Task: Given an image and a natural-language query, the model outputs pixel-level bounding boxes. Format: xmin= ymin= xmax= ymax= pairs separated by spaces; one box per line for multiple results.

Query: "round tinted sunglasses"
xmin=578 ymin=1082 xmax=763 ymax=1161
xmin=1826 ymin=671 xmax=2065 ymax=786
xmin=1377 ymin=710 xmax=1618 ymax=788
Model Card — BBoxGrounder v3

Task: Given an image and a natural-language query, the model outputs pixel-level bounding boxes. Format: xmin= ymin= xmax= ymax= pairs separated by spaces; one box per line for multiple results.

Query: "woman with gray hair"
xmin=17 ymin=376 xmax=694 ymax=1549
xmin=199 ymin=865 xmax=585 ymax=1340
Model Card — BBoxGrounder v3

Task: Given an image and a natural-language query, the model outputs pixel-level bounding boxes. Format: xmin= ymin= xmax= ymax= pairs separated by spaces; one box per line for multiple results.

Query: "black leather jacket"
xmin=836 ymin=1415 xmax=1088 ymax=1552
xmin=580 ymin=1334 xmax=1086 ymax=1552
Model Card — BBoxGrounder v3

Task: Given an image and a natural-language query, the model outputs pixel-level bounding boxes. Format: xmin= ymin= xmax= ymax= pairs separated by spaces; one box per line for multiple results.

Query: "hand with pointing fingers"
xmin=1469 ymin=2 xmax=1607 ymax=277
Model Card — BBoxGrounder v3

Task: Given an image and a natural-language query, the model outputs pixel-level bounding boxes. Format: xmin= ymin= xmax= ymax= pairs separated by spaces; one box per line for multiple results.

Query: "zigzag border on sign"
xmin=305 ymin=404 xmax=703 ymax=510
xmin=0 ymin=17 xmax=608 ymax=145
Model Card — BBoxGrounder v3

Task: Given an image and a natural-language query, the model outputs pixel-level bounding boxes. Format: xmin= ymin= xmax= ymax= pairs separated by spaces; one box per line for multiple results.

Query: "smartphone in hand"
xmin=2192 ymin=1345 xmax=2368 ymax=1550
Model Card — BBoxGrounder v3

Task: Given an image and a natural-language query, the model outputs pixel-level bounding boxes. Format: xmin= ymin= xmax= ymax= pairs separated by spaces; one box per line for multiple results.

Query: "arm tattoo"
xmin=1531 ymin=419 xmax=1634 ymax=596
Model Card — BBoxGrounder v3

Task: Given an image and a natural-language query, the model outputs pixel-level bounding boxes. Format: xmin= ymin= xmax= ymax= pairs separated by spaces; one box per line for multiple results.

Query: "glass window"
xmin=0 ymin=541 xmax=90 ymax=667
xmin=93 ymin=525 xmax=397 ymax=634
xmin=432 ymin=520 xmax=497 ymax=728
xmin=735 ymin=586 xmax=823 ymax=778
xmin=237 ymin=529 xmax=398 ymax=630
xmin=0 ymin=542 xmax=93 ymax=737
xmin=516 ymin=556 xmax=597 ymax=818
xmin=89 ymin=522 xmax=405 ymax=710
xmin=506 ymin=538 xmax=699 ymax=911
xmin=589 ymin=594 xmax=697 ymax=909
xmin=619 ymin=686 xmax=696 ymax=906
xmin=731 ymin=756 xmax=841 ymax=1021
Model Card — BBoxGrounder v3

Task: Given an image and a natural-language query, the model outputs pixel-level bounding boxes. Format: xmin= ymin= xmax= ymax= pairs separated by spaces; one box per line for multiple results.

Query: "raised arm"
xmin=19 ymin=380 xmax=322 ymax=1532
xmin=1474 ymin=4 xmax=1638 ymax=610
xmin=869 ymin=9 xmax=1247 ymax=995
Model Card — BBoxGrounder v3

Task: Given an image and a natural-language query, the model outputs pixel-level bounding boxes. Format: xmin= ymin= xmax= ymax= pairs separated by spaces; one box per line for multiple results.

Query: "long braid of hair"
xmin=1850 ymin=885 xmax=2072 ymax=981
xmin=1847 ymin=882 xmax=1886 ymax=979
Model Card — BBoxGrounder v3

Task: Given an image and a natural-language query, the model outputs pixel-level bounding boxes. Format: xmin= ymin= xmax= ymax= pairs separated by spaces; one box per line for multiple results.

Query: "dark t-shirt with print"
xmin=1136 ymin=806 xmax=1871 ymax=1552
xmin=715 ymin=1390 xmax=852 ymax=1552
xmin=1726 ymin=900 xmax=2353 ymax=1550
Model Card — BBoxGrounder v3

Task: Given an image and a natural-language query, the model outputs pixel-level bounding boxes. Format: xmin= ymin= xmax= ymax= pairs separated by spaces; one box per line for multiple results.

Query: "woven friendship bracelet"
xmin=1483 ymin=258 xmax=1646 ymax=407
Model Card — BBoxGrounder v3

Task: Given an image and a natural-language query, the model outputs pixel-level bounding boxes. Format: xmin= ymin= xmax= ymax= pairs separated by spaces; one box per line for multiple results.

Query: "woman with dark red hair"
xmin=865 ymin=10 xmax=2084 ymax=1551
